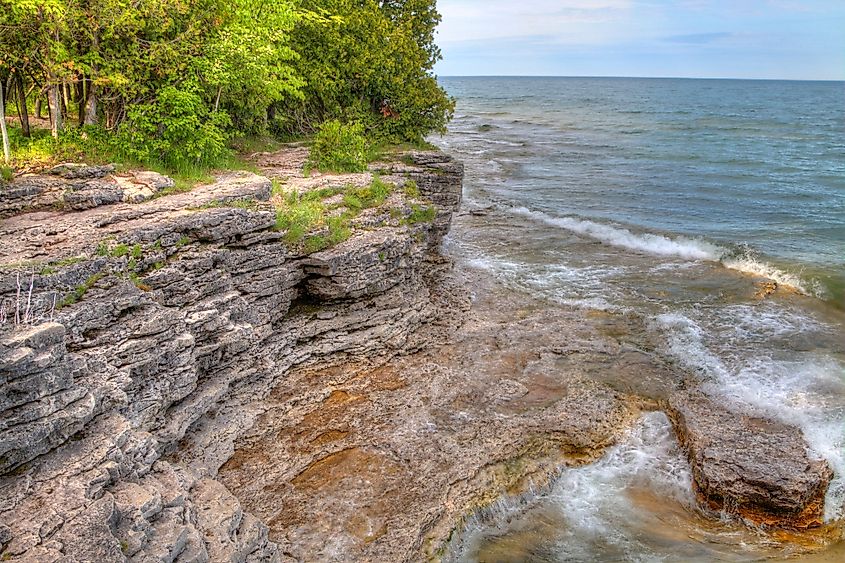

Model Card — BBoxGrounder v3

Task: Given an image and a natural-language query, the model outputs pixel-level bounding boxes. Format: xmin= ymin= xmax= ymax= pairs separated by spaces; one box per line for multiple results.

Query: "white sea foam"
xmin=721 ymin=252 xmax=809 ymax=294
xmin=654 ymin=310 xmax=845 ymax=521
xmin=464 ymin=251 xmax=624 ymax=311
xmin=448 ymin=413 xmax=694 ymax=562
xmin=511 ymin=206 xmax=724 ymax=260
xmin=509 ymin=205 xmax=813 ymax=295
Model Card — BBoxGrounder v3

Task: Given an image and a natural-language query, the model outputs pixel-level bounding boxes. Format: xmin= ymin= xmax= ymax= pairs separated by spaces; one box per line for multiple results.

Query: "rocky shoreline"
xmin=0 ymin=149 xmax=836 ymax=562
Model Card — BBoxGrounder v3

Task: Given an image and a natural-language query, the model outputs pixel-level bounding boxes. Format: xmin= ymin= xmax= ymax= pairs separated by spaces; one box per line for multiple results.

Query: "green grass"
xmin=274 ymin=177 xmax=397 ymax=252
xmin=403 ymin=203 xmax=437 ymax=225
xmin=38 ymin=256 xmax=86 ymax=275
xmin=275 ymin=198 xmax=326 ymax=244
xmin=3 ymin=124 xmax=260 ymax=197
xmin=59 ymin=272 xmax=106 ymax=308
xmin=403 ymin=179 xmax=420 ymax=198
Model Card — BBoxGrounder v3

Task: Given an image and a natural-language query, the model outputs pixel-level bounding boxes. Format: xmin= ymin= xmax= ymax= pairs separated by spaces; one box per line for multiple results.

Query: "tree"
xmin=277 ymin=0 xmax=453 ymax=143
xmin=1 ymin=81 xmax=10 ymax=164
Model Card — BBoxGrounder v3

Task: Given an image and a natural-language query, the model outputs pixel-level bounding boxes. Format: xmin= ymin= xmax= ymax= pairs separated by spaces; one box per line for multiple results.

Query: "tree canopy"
xmin=0 ymin=0 xmax=453 ymax=167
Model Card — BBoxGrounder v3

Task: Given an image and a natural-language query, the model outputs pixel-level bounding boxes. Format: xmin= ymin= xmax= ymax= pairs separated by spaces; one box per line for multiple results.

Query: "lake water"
xmin=434 ymin=77 xmax=845 ymax=562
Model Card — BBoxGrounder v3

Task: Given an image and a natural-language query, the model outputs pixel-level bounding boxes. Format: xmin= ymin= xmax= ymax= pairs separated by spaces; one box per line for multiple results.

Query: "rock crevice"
xmin=0 ymin=151 xmax=464 ymax=562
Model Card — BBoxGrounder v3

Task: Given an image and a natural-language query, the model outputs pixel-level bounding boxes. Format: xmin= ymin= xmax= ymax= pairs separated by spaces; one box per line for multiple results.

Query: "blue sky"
xmin=434 ymin=1 xmax=845 ymax=79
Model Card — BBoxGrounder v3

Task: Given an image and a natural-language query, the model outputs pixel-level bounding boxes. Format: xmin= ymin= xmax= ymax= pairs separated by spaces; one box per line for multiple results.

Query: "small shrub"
xmin=307 ymin=120 xmax=369 ymax=173
xmin=114 ymin=84 xmax=232 ymax=169
xmin=404 ymin=204 xmax=436 ymax=225
xmin=403 ymin=179 xmax=420 ymax=198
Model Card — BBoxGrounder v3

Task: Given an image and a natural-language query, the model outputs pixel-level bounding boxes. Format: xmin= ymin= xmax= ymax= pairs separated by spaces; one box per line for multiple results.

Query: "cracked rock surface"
xmin=0 ymin=150 xmax=467 ymax=562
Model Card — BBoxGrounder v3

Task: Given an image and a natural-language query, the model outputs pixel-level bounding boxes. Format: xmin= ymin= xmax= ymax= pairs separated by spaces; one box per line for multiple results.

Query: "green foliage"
xmin=404 ymin=203 xmax=436 ymax=224
xmin=1 ymin=166 xmax=13 ymax=182
xmin=343 ymin=176 xmax=392 ymax=209
xmin=303 ymin=215 xmax=351 ymax=253
xmin=273 ymin=177 xmax=394 ymax=252
xmin=275 ymin=195 xmax=325 ymax=243
xmin=1 ymin=0 xmax=452 ymax=175
xmin=403 ymin=179 xmax=420 ymax=198
xmin=307 ymin=120 xmax=369 ymax=173
xmin=274 ymin=0 xmax=454 ymax=143
xmin=59 ymin=272 xmax=105 ymax=308
xmin=114 ymin=85 xmax=232 ymax=168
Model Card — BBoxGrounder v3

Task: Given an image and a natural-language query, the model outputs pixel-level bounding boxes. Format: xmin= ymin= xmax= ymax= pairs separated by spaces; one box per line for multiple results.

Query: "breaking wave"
xmin=510 ymin=206 xmax=813 ymax=295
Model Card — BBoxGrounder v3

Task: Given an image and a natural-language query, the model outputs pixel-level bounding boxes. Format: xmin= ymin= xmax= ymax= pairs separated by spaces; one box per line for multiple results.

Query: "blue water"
xmin=434 ymin=77 xmax=845 ymax=562
xmin=439 ymin=77 xmax=845 ymax=305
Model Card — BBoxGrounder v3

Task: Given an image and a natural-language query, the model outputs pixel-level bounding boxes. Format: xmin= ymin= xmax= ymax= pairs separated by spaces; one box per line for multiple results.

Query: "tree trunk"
xmin=0 ymin=84 xmax=11 ymax=165
xmin=84 ymin=83 xmax=98 ymax=125
xmin=16 ymin=73 xmax=30 ymax=138
xmin=77 ymin=80 xmax=85 ymax=126
xmin=35 ymin=95 xmax=42 ymax=119
xmin=49 ymin=82 xmax=62 ymax=138
xmin=84 ymin=32 xmax=99 ymax=126
xmin=61 ymin=81 xmax=70 ymax=121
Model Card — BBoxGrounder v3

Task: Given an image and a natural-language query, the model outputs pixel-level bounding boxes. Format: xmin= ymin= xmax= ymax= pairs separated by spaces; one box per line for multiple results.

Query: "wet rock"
xmin=667 ymin=391 xmax=832 ymax=529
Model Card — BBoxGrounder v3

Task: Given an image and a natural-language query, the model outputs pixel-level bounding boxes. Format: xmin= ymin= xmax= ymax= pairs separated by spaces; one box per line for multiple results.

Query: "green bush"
xmin=115 ymin=85 xmax=232 ymax=169
xmin=307 ymin=120 xmax=369 ymax=173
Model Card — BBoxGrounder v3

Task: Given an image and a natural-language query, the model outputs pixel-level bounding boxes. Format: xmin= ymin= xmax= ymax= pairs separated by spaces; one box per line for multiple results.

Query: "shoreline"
xmin=1 ymin=146 xmax=843 ymax=561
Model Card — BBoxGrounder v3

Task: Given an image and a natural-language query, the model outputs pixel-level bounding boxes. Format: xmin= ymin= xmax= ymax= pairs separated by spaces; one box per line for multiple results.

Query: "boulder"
xmin=667 ymin=391 xmax=832 ymax=529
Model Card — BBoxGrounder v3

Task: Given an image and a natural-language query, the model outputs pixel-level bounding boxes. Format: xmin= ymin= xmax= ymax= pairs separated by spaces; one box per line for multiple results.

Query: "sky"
xmin=433 ymin=1 xmax=845 ymax=80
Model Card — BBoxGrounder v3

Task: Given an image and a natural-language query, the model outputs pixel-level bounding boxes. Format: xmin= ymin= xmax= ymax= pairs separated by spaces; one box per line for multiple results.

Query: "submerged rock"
xmin=667 ymin=391 xmax=832 ymax=529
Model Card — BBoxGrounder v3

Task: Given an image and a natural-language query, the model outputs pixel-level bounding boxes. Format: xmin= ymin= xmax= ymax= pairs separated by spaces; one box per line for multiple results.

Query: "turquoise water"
xmin=435 ymin=77 xmax=845 ymax=562
xmin=439 ymin=77 xmax=845 ymax=306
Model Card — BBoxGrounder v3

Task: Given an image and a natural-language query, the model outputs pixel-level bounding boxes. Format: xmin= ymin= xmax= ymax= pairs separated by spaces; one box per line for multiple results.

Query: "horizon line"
xmin=436 ymin=75 xmax=845 ymax=83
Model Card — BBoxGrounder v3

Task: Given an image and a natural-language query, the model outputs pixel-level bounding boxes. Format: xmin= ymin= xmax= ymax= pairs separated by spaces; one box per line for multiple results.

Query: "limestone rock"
xmin=667 ymin=390 xmax=832 ymax=529
xmin=0 ymin=165 xmax=177 ymax=218
xmin=47 ymin=163 xmax=116 ymax=180
xmin=0 ymin=152 xmax=463 ymax=562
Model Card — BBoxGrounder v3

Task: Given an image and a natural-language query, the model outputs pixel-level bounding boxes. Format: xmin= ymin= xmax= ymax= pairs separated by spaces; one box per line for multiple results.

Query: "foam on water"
xmin=449 ymin=413 xmax=696 ymax=562
xmin=509 ymin=205 xmax=814 ymax=295
xmin=654 ymin=310 xmax=845 ymax=521
xmin=463 ymin=250 xmax=625 ymax=311
xmin=511 ymin=206 xmax=725 ymax=260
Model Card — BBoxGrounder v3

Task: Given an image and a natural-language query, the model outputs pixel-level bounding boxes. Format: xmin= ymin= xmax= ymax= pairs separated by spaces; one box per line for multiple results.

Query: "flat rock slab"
xmin=667 ymin=390 xmax=832 ymax=529
xmin=0 ymin=172 xmax=271 ymax=265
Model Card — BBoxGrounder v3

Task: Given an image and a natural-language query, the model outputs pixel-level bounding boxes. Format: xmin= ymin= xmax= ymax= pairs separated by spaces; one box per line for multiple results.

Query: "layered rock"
xmin=0 ymin=164 xmax=175 ymax=218
xmin=667 ymin=390 xmax=832 ymax=529
xmin=0 ymin=151 xmax=465 ymax=562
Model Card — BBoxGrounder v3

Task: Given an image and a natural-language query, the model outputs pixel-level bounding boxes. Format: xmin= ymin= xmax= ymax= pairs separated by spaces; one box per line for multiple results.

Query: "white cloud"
xmin=437 ymin=0 xmax=638 ymax=45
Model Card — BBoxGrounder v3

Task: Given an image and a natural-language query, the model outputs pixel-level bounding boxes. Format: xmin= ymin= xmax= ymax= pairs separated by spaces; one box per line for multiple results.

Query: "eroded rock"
xmin=667 ymin=390 xmax=832 ymax=529
xmin=0 ymin=150 xmax=463 ymax=562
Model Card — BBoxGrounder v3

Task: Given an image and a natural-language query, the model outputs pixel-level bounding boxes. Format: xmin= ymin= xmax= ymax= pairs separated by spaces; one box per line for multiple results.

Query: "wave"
xmin=509 ymin=206 xmax=813 ymax=295
xmin=511 ymin=207 xmax=722 ymax=260
xmin=653 ymin=311 xmax=845 ymax=522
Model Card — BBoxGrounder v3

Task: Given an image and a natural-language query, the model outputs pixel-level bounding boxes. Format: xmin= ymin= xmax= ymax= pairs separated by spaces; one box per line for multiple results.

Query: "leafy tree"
xmin=0 ymin=0 xmax=453 ymax=169
xmin=278 ymin=0 xmax=454 ymax=143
